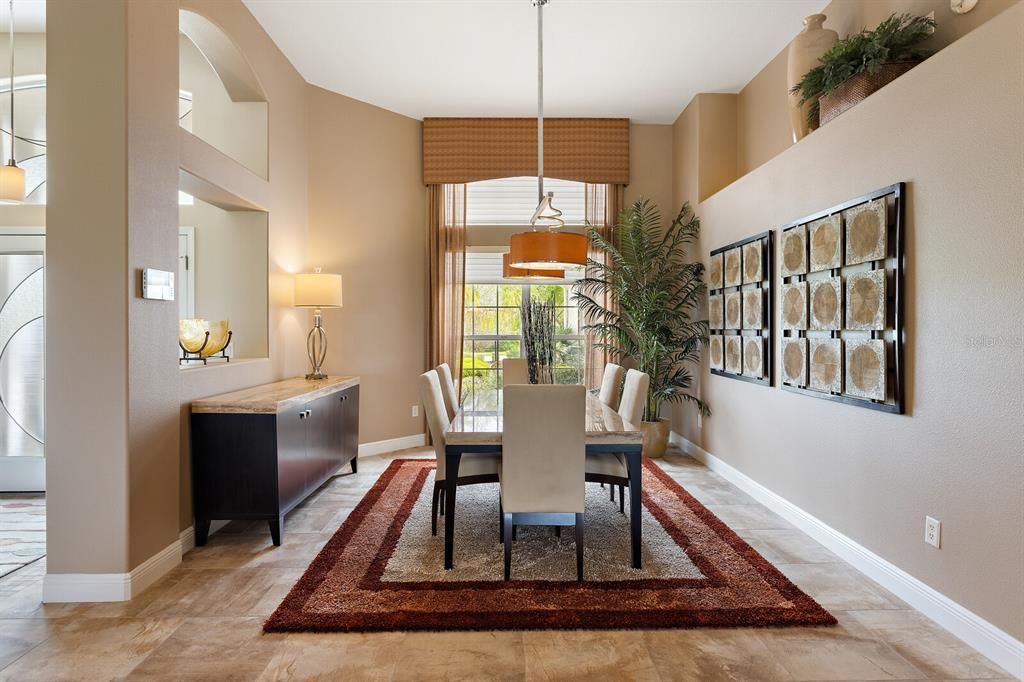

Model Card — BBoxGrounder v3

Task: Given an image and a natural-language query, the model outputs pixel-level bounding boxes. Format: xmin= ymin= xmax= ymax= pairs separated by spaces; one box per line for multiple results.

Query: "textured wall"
xmin=674 ymin=4 xmax=1024 ymax=638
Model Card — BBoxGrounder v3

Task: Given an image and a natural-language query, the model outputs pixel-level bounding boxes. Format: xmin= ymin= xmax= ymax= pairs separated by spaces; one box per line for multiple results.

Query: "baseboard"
xmin=358 ymin=433 xmax=426 ymax=458
xmin=42 ymin=537 xmax=182 ymax=603
xmin=670 ymin=432 xmax=1024 ymax=680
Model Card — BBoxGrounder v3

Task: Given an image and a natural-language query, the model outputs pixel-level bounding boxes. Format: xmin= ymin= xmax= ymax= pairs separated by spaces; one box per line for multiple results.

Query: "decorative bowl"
xmin=179 ymin=319 xmax=209 ymax=353
xmin=202 ymin=320 xmax=231 ymax=357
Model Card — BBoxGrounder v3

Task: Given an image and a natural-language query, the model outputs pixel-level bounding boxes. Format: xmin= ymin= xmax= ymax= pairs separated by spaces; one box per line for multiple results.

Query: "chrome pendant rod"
xmin=535 ymin=0 xmax=545 ymax=203
xmin=7 ymin=0 xmax=14 ymax=165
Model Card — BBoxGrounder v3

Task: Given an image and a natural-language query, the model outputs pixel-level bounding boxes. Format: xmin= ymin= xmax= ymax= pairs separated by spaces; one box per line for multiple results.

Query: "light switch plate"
xmin=141 ymin=268 xmax=175 ymax=301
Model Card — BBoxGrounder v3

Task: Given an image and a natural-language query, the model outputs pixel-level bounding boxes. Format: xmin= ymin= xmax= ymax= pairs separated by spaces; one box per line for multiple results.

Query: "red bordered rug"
xmin=264 ymin=458 xmax=835 ymax=632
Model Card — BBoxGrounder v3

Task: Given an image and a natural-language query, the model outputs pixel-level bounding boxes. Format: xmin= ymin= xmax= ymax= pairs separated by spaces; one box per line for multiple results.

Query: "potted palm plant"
xmin=572 ymin=198 xmax=710 ymax=457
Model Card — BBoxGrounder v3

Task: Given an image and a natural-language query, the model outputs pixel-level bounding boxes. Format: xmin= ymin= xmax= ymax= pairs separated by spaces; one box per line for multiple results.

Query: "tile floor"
xmin=0 ymin=448 xmax=1014 ymax=681
xmin=0 ymin=495 xmax=45 ymax=580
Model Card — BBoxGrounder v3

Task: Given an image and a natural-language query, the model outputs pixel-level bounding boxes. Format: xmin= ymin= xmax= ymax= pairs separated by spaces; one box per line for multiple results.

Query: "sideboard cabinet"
xmin=191 ymin=376 xmax=359 ymax=546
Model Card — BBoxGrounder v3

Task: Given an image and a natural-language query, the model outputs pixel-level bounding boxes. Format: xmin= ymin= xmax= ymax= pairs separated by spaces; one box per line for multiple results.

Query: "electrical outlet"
xmin=925 ymin=516 xmax=941 ymax=548
xmin=411 ymin=405 xmax=419 ymax=418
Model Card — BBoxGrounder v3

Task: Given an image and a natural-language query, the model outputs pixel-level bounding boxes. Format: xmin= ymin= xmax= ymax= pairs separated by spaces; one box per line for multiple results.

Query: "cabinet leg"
xmin=195 ymin=518 xmax=211 ymax=547
xmin=269 ymin=515 xmax=283 ymax=546
xmin=350 ymin=457 xmax=358 ymax=474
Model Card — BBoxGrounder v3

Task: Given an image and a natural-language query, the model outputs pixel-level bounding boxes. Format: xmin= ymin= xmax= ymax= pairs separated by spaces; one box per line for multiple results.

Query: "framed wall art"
xmin=708 ymin=230 xmax=773 ymax=386
xmin=778 ymin=182 xmax=905 ymax=413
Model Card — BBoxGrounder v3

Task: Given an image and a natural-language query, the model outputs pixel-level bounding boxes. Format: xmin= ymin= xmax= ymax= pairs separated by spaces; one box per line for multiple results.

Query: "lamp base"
xmin=305 ymin=372 xmax=328 ymax=381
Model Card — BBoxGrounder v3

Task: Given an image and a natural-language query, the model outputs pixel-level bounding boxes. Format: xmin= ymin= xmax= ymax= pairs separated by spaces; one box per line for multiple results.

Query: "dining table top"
xmin=446 ymin=392 xmax=643 ymax=447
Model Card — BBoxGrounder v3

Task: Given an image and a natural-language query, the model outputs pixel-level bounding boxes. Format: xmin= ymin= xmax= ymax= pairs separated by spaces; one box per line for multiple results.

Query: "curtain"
xmin=582 ymin=183 xmax=624 ymax=390
xmin=427 ymin=183 xmax=467 ymax=399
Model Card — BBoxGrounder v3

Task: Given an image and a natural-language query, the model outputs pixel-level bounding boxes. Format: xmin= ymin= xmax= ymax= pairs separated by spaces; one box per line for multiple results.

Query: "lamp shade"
xmin=509 ymin=231 xmax=588 ymax=270
xmin=0 ymin=163 xmax=25 ymax=204
xmin=294 ymin=272 xmax=343 ymax=308
xmin=502 ymin=252 xmax=564 ymax=280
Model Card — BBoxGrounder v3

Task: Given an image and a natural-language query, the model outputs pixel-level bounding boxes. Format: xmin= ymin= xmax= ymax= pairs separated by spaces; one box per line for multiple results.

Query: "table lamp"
xmin=294 ymin=268 xmax=343 ymax=380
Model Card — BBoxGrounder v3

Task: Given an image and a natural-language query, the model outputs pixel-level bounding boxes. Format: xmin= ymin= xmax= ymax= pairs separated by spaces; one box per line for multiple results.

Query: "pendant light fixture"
xmin=508 ymin=0 xmax=587 ymax=271
xmin=502 ymin=252 xmax=564 ymax=280
xmin=0 ymin=0 xmax=24 ymax=204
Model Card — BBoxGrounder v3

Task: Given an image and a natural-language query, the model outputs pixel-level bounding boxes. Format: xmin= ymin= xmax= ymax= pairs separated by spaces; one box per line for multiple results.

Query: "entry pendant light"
xmin=502 ymin=252 xmax=564 ymax=280
xmin=508 ymin=0 xmax=587 ymax=272
xmin=0 ymin=0 xmax=24 ymax=205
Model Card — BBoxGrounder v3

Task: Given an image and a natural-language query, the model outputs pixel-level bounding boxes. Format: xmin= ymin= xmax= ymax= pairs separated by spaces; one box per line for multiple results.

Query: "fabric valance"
xmin=423 ymin=117 xmax=629 ymax=185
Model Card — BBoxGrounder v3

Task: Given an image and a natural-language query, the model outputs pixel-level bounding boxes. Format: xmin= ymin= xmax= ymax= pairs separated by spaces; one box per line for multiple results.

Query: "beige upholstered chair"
xmin=597 ymin=362 xmax=626 ymax=409
xmin=436 ymin=362 xmax=460 ymax=421
xmin=586 ymin=368 xmax=650 ymax=512
xmin=500 ymin=384 xmax=586 ymax=581
xmin=502 ymin=357 xmax=530 ymax=385
xmin=419 ymin=370 xmax=500 ymax=535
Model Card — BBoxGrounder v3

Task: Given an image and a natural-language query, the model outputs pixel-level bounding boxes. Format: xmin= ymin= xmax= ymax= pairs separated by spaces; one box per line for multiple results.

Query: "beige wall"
xmin=736 ymin=0 xmax=1020 ymax=176
xmin=673 ymin=4 xmax=1024 ymax=638
xmin=305 ymin=86 xmax=427 ymax=444
xmin=625 ymin=123 xmax=674 ymax=219
xmin=46 ymin=0 xmax=132 ymax=574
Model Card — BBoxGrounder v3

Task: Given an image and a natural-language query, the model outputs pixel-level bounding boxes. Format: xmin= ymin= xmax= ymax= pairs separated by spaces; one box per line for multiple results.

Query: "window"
xmin=462 ymin=272 xmax=584 ymax=414
xmin=466 ymin=177 xmax=586 ymax=226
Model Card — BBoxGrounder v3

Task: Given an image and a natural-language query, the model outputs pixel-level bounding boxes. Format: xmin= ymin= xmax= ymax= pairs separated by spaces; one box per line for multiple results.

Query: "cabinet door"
xmin=338 ymin=386 xmax=359 ymax=465
xmin=306 ymin=395 xmax=338 ymax=487
xmin=276 ymin=405 xmax=308 ymax=512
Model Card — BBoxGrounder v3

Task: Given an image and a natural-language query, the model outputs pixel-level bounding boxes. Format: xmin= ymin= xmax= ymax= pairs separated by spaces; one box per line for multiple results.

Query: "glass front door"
xmin=0 ymin=252 xmax=44 ymax=492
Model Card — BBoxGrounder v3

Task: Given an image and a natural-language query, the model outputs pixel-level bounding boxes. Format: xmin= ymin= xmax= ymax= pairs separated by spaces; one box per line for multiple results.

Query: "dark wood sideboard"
xmin=190 ymin=376 xmax=360 ymax=546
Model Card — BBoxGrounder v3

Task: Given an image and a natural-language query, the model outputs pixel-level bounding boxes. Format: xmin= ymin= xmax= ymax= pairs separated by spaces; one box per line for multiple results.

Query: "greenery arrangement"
xmin=572 ymin=198 xmax=710 ymax=422
xmin=520 ymin=296 xmax=555 ymax=384
xmin=792 ymin=13 xmax=936 ymax=127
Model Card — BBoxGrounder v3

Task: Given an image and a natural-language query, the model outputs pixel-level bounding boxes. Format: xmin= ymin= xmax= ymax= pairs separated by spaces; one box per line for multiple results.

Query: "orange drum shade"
xmin=509 ymin=231 xmax=588 ymax=271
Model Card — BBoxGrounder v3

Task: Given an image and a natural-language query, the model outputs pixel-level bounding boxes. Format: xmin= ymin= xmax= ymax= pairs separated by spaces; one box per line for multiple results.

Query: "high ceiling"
xmin=243 ymin=0 xmax=827 ymax=124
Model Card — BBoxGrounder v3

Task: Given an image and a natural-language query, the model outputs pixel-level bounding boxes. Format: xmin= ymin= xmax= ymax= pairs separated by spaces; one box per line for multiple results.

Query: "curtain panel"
xmin=423 ymin=118 xmax=629 ymax=185
xmin=427 ymin=184 xmax=467 ymax=399
xmin=582 ymin=183 xmax=624 ymax=391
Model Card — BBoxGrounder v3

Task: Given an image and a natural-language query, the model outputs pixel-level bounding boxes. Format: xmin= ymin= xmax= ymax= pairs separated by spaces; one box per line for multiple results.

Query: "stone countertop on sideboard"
xmin=191 ymin=376 xmax=360 ymax=415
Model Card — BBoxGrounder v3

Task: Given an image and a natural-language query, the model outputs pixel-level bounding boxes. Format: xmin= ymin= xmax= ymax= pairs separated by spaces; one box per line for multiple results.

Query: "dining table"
xmin=443 ymin=392 xmax=645 ymax=570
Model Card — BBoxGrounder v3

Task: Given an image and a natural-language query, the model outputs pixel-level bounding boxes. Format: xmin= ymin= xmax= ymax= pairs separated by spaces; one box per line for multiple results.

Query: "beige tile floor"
xmin=0 ymin=448 xmax=1014 ymax=681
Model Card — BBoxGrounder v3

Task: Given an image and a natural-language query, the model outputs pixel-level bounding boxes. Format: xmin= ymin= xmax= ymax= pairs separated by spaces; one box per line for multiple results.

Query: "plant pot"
xmin=819 ymin=61 xmax=920 ymax=126
xmin=641 ymin=419 xmax=670 ymax=459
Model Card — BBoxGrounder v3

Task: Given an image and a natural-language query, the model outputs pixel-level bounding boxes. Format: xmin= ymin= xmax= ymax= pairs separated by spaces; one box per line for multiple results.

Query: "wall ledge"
xmin=670 ymin=431 xmax=1024 ymax=679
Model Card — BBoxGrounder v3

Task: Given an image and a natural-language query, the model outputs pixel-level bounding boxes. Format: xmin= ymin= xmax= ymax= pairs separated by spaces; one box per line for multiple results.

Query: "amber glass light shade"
xmin=502 ymin=252 xmax=564 ymax=280
xmin=0 ymin=163 xmax=25 ymax=204
xmin=509 ymin=231 xmax=587 ymax=270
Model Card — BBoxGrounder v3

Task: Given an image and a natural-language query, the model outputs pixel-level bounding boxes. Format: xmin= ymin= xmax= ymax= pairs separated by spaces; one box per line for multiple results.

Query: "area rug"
xmin=264 ymin=458 xmax=835 ymax=632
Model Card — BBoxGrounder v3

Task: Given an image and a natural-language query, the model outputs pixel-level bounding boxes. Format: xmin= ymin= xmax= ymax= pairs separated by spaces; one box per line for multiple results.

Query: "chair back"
xmin=597 ymin=363 xmax=625 ymax=408
xmin=502 ymin=357 xmax=530 ymax=386
xmin=618 ymin=369 xmax=650 ymax=426
xmin=436 ymin=362 xmax=459 ymax=421
xmin=501 ymin=384 xmax=585 ymax=514
xmin=418 ymin=370 xmax=450 ymax=480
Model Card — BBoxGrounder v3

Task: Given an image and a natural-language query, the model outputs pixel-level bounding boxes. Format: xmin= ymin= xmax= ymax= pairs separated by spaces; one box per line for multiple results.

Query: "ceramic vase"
xmin=787 ymin=14 xmax=838 ymax=142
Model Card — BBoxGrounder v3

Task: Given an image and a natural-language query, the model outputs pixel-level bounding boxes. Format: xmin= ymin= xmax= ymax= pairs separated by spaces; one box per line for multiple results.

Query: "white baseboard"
xmin=670 ymin=432 xmax=1024 ymax=680
xmin=42 ymin=537 xmax=182 ymax=603
xmin=358 ymin=433 xmax=426 ymax=458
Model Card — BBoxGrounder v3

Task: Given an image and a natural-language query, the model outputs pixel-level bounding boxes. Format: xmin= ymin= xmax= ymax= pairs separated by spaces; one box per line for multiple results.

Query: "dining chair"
xmin=585 ymin=368 xmax=650 ymax=513
xmin=500 ymin=384 xmax=586 ymax=581
xmin=436 ymin=362 xmax=460 ymax=421
xmin=597 ymin=362 xmax=626 ymax=409
xmin=501 ymin=357 xmax=530 ymax=386
xmin=419 ymin=370 xmax=500 ymax=535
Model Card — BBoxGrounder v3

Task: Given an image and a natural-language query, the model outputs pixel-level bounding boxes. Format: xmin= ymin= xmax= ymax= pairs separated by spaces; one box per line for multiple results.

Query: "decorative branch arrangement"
xmin=520 ymin=296 xmax=555 ymax=384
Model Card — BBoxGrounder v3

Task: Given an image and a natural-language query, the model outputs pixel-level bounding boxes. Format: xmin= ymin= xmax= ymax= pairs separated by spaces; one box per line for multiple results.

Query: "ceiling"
xmin=242 ymin=0 xmax=826 ymax=124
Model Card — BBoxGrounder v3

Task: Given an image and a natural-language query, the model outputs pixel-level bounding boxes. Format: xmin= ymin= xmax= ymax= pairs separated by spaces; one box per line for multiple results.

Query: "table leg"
xmin=625 ymin=449 xmax=642 ymax=569
xmin=443 ymin=449 xmax=462 ymax=569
